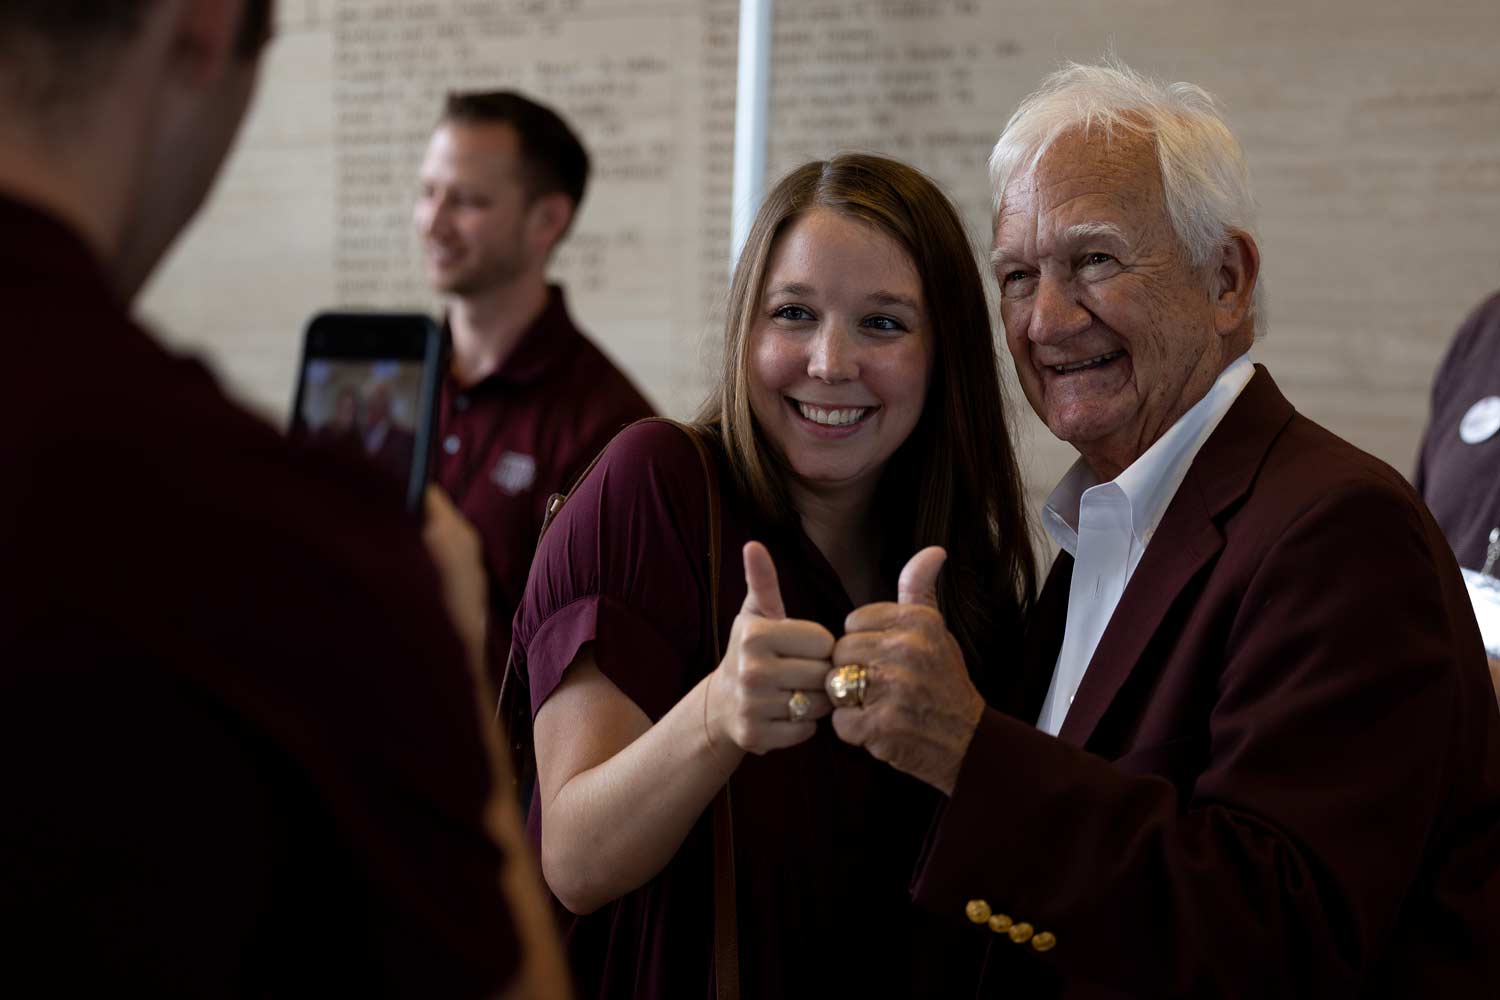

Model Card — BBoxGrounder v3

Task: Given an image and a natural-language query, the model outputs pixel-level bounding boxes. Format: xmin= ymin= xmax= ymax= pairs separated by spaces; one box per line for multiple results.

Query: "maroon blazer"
xmin=912 ymin=368 xmax=1500 ymax=998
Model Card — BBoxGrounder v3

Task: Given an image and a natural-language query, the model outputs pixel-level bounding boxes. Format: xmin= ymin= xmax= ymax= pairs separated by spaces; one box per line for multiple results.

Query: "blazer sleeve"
xmin=912 ymin=476 xmax=1497 ymax=997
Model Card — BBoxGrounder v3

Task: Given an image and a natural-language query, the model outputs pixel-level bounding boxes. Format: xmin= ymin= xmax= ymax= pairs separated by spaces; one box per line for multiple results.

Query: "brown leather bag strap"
xmin=674 ymin=425 xmax=737 ymax=1000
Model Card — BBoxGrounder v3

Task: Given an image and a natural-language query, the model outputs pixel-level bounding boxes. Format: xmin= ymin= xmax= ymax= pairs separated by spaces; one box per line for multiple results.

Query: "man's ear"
xmin=166 ymin=0 xmax=244 ymax=86
xmin=1212 ymin=229 xmax=1260 ymax=337
xmin=526 ymin=192 xmax=576 ymax=256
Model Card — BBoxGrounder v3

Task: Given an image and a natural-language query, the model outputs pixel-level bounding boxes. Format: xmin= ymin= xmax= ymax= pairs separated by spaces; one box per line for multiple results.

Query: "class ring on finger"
xmin=826 ymin=663 xmax=868 ymax=708
xmin=787 ymin=690 xmax=813 ymax=722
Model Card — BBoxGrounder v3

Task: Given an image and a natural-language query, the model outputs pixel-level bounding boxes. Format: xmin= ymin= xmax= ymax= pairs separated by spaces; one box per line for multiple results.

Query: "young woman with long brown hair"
xmin=511 ymin=153 xmax=1036 ymax=998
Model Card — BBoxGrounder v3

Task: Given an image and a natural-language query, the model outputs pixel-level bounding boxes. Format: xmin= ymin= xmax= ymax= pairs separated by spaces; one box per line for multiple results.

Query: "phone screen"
xmin=289 ymin=313 xmax=443 ymax=512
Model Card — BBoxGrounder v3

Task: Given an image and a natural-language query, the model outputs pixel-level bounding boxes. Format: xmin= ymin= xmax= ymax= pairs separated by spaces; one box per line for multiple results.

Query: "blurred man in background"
xmin=0 ymin=2 xmax=566 ymax=994
xmin=415 ymin=91 xmax=653 ymax=690
xmin=1416 ymin=290 xmax=1500 ymax=705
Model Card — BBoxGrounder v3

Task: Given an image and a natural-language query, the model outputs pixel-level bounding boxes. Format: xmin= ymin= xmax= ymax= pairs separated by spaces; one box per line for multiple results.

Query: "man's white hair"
xmin=989 ymin=60 xmax=1266 ymax=336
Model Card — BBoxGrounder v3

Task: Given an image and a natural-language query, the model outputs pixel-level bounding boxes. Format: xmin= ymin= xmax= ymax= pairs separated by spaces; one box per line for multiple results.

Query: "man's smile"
xmin=1047 ymin=350 xmax=1125 ymax=375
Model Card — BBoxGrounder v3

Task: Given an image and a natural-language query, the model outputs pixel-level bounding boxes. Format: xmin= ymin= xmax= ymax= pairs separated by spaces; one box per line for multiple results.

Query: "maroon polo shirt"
xmin=0 ymin=194 xmax=519 ymax=995
xmin=1415 ymin=291 xmax=1500 ymax=572
xmin=435 ymin=286 xmax=654 ymax=690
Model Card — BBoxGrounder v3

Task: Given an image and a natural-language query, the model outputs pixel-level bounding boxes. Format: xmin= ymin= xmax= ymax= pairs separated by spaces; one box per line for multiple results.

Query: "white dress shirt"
xmin=1035 ymin=353 xmax=1256 ymax=737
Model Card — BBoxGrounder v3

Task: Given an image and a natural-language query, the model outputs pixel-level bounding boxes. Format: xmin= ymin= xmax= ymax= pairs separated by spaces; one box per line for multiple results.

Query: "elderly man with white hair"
xmin=826 ymin=62 xmax=1500 ymax=996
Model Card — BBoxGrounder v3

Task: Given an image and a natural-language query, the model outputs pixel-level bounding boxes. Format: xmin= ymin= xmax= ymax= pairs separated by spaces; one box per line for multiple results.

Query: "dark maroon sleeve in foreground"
xmin=0 ymin=195 xmax=521 ymax=997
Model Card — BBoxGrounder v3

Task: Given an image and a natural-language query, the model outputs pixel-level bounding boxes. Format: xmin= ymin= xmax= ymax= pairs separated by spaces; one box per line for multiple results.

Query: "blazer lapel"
xmin=1017 ymin=555 xmax=1072 ymax=721
xmin=1054 ymin=366 xmax=1297 ymax=748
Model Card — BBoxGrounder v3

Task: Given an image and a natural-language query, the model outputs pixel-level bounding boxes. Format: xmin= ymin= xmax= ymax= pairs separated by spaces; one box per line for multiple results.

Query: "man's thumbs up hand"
xmin=897 ymin=546 xmax=946 ymax=609
xmin=828 ymin=546 xmax=985 ymax=796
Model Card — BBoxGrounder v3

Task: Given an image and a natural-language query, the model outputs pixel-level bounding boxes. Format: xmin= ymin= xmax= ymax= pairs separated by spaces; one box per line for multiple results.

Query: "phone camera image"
xmin=289 ymin=312 xmax=443 ymax=513
xmin=296 ymin=358 xmax=423 ymax=489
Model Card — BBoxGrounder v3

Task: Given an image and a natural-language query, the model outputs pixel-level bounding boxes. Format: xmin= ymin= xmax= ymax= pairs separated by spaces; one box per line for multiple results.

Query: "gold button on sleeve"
xmin=964 ymin=899 xmax=992 ymax=924
xmin=987 ymin=913 xmax=1013 ymax=933
xmin=1008 ymin=922 xmax=1034 ymax=944
xmin=1031 ymin=931 xmax=1057 ymax=953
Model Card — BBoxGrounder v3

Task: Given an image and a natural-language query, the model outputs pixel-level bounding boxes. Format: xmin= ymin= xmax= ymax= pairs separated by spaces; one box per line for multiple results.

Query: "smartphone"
xmin=289 ymin=312 xmax=443 ymax=513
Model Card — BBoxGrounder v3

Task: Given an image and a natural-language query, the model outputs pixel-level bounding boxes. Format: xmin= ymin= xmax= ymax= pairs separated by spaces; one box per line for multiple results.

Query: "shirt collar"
xmin=443 ymin=284 xmax=581 ymax=390
xmin=1042 ymin=352 xmax=1256 ymax=556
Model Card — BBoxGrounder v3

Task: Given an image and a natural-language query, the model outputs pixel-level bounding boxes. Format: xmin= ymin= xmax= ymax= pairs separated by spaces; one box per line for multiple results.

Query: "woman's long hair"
xmin=698 ymin=153 xmax=1036 ymax=667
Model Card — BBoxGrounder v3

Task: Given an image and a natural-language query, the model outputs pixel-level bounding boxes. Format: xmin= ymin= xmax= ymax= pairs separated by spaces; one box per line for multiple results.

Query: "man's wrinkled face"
xmin=991 ymin=130 xmax=1225 ymax=479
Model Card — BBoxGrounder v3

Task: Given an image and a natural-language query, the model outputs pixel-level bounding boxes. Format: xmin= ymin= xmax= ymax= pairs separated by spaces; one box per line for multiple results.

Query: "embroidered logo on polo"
xmin=492 ymin=451 xmax=537 ymax=495
xmin=1459 ymin=396 xmax=1500 ymax=445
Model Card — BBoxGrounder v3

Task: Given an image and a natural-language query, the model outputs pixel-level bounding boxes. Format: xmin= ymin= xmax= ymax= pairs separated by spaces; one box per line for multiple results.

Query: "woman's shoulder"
xmin=519 ymin=419 xmax=721 ymax=718
xmin=598 ymin=418 xmax=711 ymax=463
xmin=578 ymin=419 xmax=721 ymax=505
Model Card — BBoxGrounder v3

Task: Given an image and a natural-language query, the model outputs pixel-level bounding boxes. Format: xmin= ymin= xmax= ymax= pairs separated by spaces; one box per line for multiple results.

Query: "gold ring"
xmin=826 ymin=663 xmax=867 ymax=707
xmin=787 ymin=690 xmax=813 ymax=721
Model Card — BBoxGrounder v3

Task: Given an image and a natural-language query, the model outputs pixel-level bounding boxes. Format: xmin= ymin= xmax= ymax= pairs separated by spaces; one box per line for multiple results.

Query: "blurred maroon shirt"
xmin=435 ymin=285 xmax=653 ymax=692
xmin=1415 ymin=291 xmax=1500 ymax=572
xmin=0 ymin=195 xmax=519 ymax=996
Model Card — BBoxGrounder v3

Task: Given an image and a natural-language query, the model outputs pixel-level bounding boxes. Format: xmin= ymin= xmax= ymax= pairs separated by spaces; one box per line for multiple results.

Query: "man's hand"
xmin=828 ymin=547 xmax=985 ymax=795
xmin=421 ymin=485 xmax=489 ymax=680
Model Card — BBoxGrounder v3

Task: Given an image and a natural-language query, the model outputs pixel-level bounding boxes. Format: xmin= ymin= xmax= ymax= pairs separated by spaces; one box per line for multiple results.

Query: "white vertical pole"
xmin=730 ymin=0 xmax=774 ymax=271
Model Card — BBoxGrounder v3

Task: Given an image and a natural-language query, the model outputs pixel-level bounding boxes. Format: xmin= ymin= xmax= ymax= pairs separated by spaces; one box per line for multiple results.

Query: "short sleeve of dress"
xmin=512 ymin=421 xmax=714 ymax=722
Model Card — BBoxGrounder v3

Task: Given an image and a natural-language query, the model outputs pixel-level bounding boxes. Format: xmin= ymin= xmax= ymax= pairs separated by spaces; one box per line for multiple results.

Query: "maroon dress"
xmin=512 ymin=421 xmax=995 ymax=999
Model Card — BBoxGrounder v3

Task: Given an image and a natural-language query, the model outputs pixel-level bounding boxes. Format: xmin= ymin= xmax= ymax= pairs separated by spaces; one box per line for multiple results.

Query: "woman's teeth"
xmin=797 ymin=402 xmax=868 ymax=426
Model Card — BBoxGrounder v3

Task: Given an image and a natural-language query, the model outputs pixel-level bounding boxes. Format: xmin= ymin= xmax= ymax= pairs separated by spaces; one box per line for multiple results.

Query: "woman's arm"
xmin=535 ymin=656 xmax=733 ymax=914
xmin=534 ymin=542 xmax=834 ymax=914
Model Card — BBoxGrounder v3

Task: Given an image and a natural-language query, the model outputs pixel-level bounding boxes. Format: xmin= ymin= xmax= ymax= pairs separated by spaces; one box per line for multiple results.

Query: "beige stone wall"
xmin=141 ymin=0 xmax=1500 ymax=508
